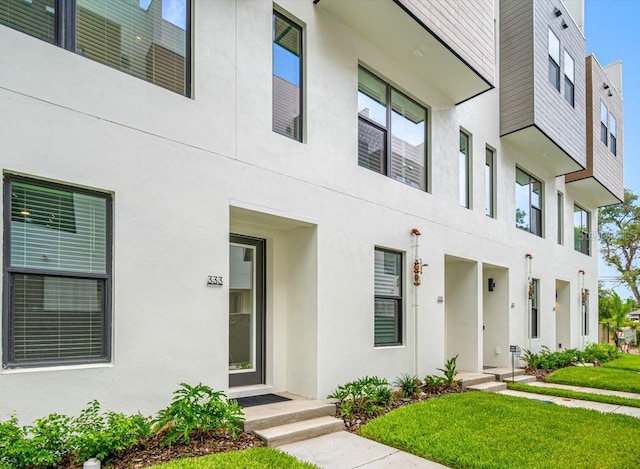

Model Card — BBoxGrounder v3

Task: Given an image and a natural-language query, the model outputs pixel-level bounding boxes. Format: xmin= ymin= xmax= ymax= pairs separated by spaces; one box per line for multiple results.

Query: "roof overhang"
xmin=565 ymin=176 xmax=623 ymax=208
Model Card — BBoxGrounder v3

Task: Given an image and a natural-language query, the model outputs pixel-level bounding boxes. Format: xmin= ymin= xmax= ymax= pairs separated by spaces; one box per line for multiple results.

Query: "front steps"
xmin=456 ymin=367 xmax=535 ymax=393
xmin=242 ymin=394 xmax=343 ymax=447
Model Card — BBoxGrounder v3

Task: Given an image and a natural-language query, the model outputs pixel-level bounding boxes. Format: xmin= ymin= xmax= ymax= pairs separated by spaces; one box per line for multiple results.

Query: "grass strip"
xmin=603 ymin=354 xmax=640 ymax=372
xmin=507 ymin=382 xmax=640 ymax=407
xmin=359 ymin=392 xmax=640 ymax=469
xmin=147 ymin=447 xmax=318 ymax=469
xmin=547 ymin=366 xmax=640 ymax=394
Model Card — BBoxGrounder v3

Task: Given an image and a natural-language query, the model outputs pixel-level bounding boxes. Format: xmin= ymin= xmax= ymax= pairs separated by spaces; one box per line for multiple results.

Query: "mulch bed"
xmin=341 ymin=384 xmax=467 ymax=433
xmin=58 ymin=431 xmax=263 ymax=469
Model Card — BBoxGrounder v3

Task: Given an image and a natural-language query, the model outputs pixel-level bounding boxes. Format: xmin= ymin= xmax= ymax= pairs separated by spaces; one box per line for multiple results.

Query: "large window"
xmin=0 ymin=0 xmax=190 ymax=96
xmin=485 ymin=147 xmax=495 ymax=218
xmin=530 ymin=278 xmax=539 ymax=339
xmin=610 ymin=115 xmax=617 ymax=156
xmin=515 ymin=168 xmax=542 ymax=237
xmin=3 ymin=176 xmax=111 ymax=368
xmin=358 ymin=67 xmax=427 ymax=191
xmin=563 ymin=50 xmax=575 ymax=106
xmin=600 ymin=102 xmax=608 ymax=145
xmin=574 ymin=204 xmax=590 ymax=255
xmin=273 ymin=11 xmax=303 ymax=141
xmin=459 ymin=131 xmax=471 ymax=208
xmin=557 ymin=192 xmax=564 ymax=245
xmin=548 ymin=29 xmax=560 ymax=91
xmin=374 ymin=248 xmax=402 ymax=347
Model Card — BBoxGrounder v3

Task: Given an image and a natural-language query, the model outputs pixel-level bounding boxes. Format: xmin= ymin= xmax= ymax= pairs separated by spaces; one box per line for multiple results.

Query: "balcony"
xmin=566 ymin=55 xmax=624 ymax=207
xmin=314 ymin=0 xmax=494 ymax=105
xmin=500 ymin=0 xmax=586 ymax=176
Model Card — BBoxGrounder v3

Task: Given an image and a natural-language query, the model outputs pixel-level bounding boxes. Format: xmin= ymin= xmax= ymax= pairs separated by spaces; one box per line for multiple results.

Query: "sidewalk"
xmin=280 ymin=430 xmax=449 ymax=469
xmin=523 ymin=380 xmax=640 ymax=400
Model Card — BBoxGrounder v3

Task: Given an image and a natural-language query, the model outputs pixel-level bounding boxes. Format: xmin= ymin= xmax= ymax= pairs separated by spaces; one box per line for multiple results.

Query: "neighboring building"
xmin=0 ymin=0 xmax=624 ymax=422
xmin=628 ymin=311 xmax=640 ymax=322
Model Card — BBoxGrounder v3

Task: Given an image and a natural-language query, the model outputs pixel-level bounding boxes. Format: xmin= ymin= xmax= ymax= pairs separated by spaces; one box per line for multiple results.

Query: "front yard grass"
xmin=147 ymin=447 xmax=317 ymax=469
xmin=546 ymin=366 xmax=640 ymax=393
xmin=603 ymin=354 xmax=640 ymax=372
xmin=359 ymin=392 xmax=640 ymax=469
xmin=506 ymin=382 xmax=640 ymax=407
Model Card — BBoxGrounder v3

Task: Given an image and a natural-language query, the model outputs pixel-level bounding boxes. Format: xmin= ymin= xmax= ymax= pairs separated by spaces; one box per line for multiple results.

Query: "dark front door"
xmin=229 ymin=235 xmax=265 ymax=387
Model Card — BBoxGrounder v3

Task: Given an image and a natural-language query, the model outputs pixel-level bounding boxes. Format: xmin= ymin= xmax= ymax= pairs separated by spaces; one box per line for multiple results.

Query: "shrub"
xmin=423 ymin=375 xmax=445 ymax=388
xmin=393 ymin=373 xmax=422 ymax=399
xmin=154 ymin=383 xmax=244 ymax=446
xmin=437 ymin=354 xmax=459 ymax=388
xmin=583 ymin=342 xmax=619 ymax=363
xmin=327 ymin=376 xmax=392 ymax=418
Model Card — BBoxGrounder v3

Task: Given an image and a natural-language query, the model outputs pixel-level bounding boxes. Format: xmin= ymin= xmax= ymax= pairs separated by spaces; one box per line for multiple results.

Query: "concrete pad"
xmin=527 ymin=382 xmax=640 ymax=400
xmin=612 ymin=406 xmax=640 ymax=419
xmin=360 ymin=450 xmax=449 ymax=468
xmin=279 ymin=430 xmax=447 ymax=469
xmin=553 ymin=398 xmax=619 ymax=413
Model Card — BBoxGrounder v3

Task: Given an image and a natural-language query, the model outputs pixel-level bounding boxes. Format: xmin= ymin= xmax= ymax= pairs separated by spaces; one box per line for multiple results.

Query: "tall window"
xmin=574 ymin=204 xmax=590 ymax=255
xmin=600 ymin=102 xmax=608 ymax=145
xmin=358 ymin=67 xmax=427 ymax=191
xmin=459 ymin=131 xmax=471 ymax=208
xmin=273 ymin=11 xmax=303 ymax=141
xmin=374 ymin=248 xmax=402 ymax=346
xmin=557 ymin=192 xmax=564 ymax=245
xmin=610 ymin=115 xmax=617 ymax=155
xmin=582 ymin=289 xmax=590 ymax=336
xmin=515 ymin=168 xmax=542 ymax=237
xmin=485 ymin=147 xmax=495 ymax=218
xmin=0 ymin=0 xmax=191 ymax=96
xmin=548 ymin=29 xmax=560 ymax=91
xmin=3 ymin=176 xmax=111 ymax=368
xmin=563 ymin=51 xmax=575 ymax=106
xmin=530 ymin=279 xmax=539 ymax=339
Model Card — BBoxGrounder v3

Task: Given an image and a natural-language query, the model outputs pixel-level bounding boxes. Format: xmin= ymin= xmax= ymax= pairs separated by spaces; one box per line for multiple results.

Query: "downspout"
xmin=526 ymin=253 xmax=533 ymax=352
xmin=579 ymin=269 xmax=585 ymax=350
xmin=411 ymin=228 xmax=423 ymax=376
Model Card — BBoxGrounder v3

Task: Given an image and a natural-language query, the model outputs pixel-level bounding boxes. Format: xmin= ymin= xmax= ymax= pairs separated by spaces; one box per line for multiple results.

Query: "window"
xmin=374 ymin=248 xmax=402 ymax=346
xmin=485 ymin=147 xmax=495 ymax=218
xmin=459 ymin=131 xmax=471 ymax=208
xmin=600 ymin=102 xmax=608 ymax=145
xmin=563 ymin=51 xmax=575 ymax=106
xmin=273 ymin=11 xmax=303 ymax=141
xmin=358 ymin=67 xmax=427 ymax=190
xmin=582 ymin=289 xmax=590 ymax=336
xmin=574 ymin=204 xmax=590 ymax=255
xmin=3 ymin=176 xmax=111 ymax=368
xmin=515 ymin=168 xmax=542 ymax=237
xmin=557 ymin=192 xmax=564 ymax=245
xmin=0 ymin=0 xmax=190 ymax=96
xmin=610 ymin=115 xmax=617 ymax=155
xmin=530 ymin=278 xmax=539 ymax=339
xmin=548 ymin=29 xmax=560 ymax=91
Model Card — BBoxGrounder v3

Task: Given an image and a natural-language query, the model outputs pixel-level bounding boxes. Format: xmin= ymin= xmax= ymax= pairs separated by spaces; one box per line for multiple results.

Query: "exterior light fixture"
xmin=561 ymin=20 xmax=568 ymax=29
xmin=608 ymin=91 xmax=613 ymax=97
xmin=554 ymin=7 xmax=562 ymax=17
xmin=603 ymin=84 xmax=610 ymax=89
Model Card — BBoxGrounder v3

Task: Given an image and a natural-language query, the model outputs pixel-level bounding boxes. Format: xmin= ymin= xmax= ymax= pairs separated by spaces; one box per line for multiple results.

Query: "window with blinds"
xmin=0 ymin=0 xmax=190 ymax=96
xmin=273 ymin=11 xmax=303 ymax=141
xmin=374 ymin=248 xmax=402 ymax=346
xmin=4 ymin=177 xmax=111 ymax=368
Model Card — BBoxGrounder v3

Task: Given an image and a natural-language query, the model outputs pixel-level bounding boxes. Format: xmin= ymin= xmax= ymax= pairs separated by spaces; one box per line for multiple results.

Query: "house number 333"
xmin=207 ymin=276 xmax=223 ymax=286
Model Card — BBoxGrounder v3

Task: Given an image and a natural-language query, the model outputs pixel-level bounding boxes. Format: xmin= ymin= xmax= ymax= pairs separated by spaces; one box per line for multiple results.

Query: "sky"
xmin=585 ymin=0 xmax=640 ymax=299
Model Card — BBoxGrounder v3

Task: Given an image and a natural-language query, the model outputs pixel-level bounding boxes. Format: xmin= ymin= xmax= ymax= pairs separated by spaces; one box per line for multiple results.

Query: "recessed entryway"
xmin=556 ymin=279 xmax=571 ymax=350
xmin=482 ymin=264 xmax=509 ymax=368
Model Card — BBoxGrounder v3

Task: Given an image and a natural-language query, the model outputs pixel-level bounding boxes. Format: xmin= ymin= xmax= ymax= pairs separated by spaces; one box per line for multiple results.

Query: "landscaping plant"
xmin=154 ymin=383 xmax=244 ymax=446
xmin=437 ymin=354 xmax=459 ymax=388
xmin=393 ymin=373 xmax=422 ymax=399
xmin=0 ymin=415 xmax=65 ymax=469
xmin=327 ymin=376 xmax=392 ymax=418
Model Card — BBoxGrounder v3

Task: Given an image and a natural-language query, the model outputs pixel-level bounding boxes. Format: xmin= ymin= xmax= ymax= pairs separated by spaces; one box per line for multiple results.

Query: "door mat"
xmin=234 ymin=393 xmax=291 ymax=408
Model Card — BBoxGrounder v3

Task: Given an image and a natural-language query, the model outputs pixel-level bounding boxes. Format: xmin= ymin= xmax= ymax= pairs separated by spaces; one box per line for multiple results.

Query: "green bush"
xmin=437 ymin=354 xmax=459 ymax=388
xmin=393 ymin=373 xmax=422 ymax=399
xmin=423 ymin=375 xmax=446 ymax=388
xmin=154 ymin=383 xmax=244 ymax=446
xmin=583 ymin=342 xmax=619 ymax=363
xmin=327 ymin=376 xmax=392 ymax=418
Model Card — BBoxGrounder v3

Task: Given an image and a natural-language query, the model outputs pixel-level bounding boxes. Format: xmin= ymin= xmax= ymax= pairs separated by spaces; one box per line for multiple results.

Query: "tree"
xmin=599 ymin=189 xmax=640 ymax=304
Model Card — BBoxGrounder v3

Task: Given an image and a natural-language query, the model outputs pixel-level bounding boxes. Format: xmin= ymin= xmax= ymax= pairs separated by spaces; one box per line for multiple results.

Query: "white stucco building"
xmin=0 ymin=0 xmax=624 ymax=423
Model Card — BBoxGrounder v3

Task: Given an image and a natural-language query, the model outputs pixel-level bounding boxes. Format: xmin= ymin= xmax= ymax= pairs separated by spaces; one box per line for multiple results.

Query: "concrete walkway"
xmin=522 ymin=380 xmax=640 ymax=400
xmin=280 ymin=430 xmax=449 ymax=469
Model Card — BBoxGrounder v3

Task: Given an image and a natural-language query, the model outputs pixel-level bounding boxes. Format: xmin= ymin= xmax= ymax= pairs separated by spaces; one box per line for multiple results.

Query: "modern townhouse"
xmin=0 ymin=0 xmax=624 ymax=423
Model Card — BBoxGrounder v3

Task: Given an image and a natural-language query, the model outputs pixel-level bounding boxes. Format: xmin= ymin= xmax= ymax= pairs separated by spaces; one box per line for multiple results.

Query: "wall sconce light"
xmin=437 ymin=296 xmax=444 ymax=303
xmin=603 ymin=84 xmax=610 ymax=89
xmin=554 ymin=7 xmax=562 ymax=17
xmin=511 ymin=302 xmax=516 ymax=308
xmin=608 ymin=91 xmax=613 ymax=97
xmin=488 ymin=278 xmax=496 ymax=292
xmin=561 ymin=20 xmax=568 ymax=29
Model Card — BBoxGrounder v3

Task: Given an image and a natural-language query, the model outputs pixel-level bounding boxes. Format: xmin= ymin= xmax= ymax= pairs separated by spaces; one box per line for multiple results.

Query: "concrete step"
xmin=242 ymin=397 xmax=336 ymax=432
xmin=254 ymin=416 xmax=344 ymax=447
xmin=502 ymin=374 xmax=537 ymax=384
xmin=455 ymin=372 xmax=496 ymax=388
xmin=483 ymin=367 xmax=525 ymax=381
xmin=467 ymin=381 xmax=507 ymax=392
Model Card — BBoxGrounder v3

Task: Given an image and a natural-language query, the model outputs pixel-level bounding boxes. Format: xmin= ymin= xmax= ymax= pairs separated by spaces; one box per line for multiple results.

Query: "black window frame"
xmin=272 ymin=9 xmax=304 ymax=142
xmin=548 ymin=28 xmax=561 ymax=91
xmin=557 ymin=191 xmax=564 ymax=245
xmin=2 ymin=175 xmax=112 ymax=368
xmin=459 ymin=130 xmax=471 ymax=209
xmin=582 ymin=288 xmax=590 ymax=336
xmin=573 ymin=204 xmax=590 ymax=256
xmin=485 ymin=146 xmax=495 ymax=218
xmin=530 ymin=278 xmax=540 ymax=339
xmin=358 ymin=66 xmax=428 ymax=192
xmin=0 ymin=0 xmax=192 ymax=97
xmin=563 ymin=50 xmax=575 ymax=107
xmin=374 ymin=247 xmax=403 ymax=347
xmin=515 ymin=167 xmax=543 ymax=237
xmin=609 ymin=114 xmax=617 ymax=156
xmin=600 ymin=101 xmax=608 ymax=146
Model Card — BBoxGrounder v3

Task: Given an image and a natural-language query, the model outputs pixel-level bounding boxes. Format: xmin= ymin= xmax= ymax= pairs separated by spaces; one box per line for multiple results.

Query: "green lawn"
xmin=147 ymin=447 xmax=317 ymax=469
xmin=507 ymin=382 xmax=640 ymax=407
xmin=547 ymin=366 xmax=640 ymax=393
xmin=359 ymin=393 xmax=640 ymax=469
xmin=603 ymin=354 xmax=640 ymax=372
